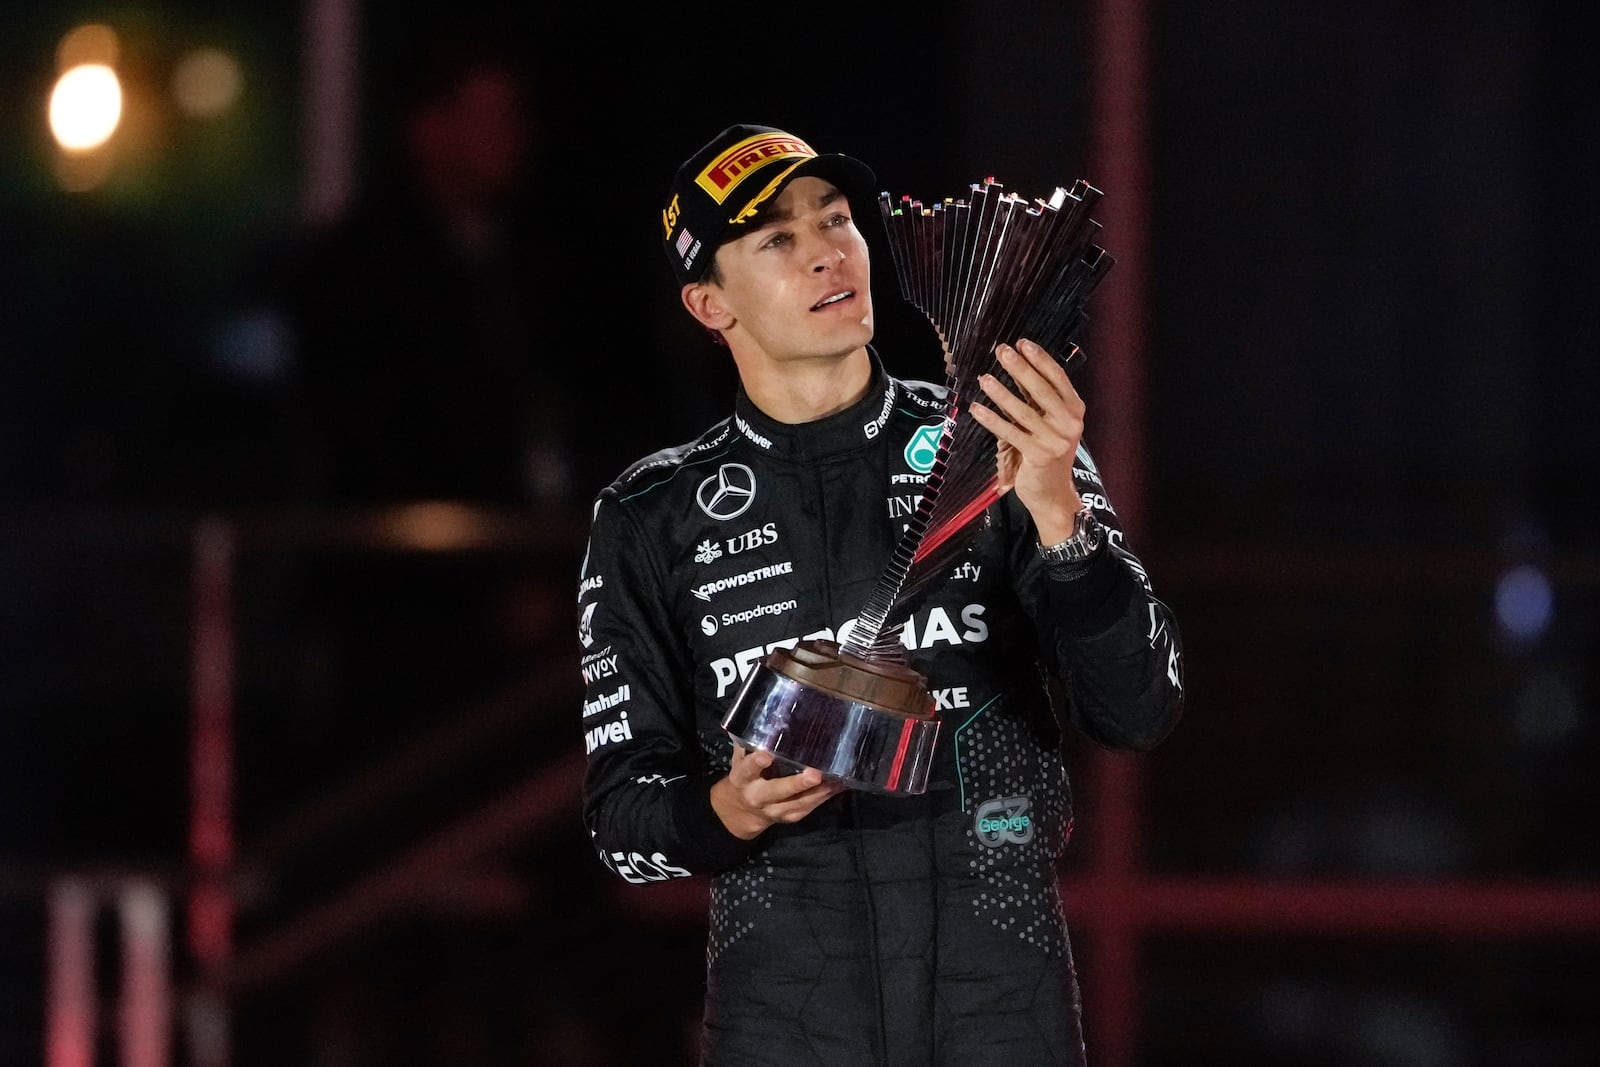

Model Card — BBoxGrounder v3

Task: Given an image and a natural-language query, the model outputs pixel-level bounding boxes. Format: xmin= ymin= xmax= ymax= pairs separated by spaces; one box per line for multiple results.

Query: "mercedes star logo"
xmin=696 ymin=463 xmax=757 ymax=520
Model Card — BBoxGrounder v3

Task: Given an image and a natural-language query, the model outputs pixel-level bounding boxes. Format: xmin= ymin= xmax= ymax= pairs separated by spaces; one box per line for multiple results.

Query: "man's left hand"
xmin=968 ymin=338 xmax=1085 ymax=545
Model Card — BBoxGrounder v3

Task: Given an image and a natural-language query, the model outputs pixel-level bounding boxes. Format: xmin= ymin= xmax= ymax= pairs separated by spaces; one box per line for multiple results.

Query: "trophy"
xmin=721 ymin=177 xmax=1114 ymax=794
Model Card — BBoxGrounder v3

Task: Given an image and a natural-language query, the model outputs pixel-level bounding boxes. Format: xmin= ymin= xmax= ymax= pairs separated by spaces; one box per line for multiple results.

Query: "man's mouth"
xmin=811 ymin=290 xmax=854 ymax=311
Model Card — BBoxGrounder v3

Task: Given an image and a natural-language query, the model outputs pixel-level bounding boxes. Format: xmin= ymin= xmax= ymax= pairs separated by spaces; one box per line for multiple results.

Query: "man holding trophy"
xmin=577 ymin=123 xmax=1184 ymax=1066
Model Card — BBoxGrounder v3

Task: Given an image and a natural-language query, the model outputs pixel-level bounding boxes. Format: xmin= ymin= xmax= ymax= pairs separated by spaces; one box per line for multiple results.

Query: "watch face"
xmin=1037 ymin=508 xmax=1104 ymax=564
xmin=1081 ymin=511 xmax=1104 ymax=551
xmin=1038 ymin=509 xmax=1101 ymax=563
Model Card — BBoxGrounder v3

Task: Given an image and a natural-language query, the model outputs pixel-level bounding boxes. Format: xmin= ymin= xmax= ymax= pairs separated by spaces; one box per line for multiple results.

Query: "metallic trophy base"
xmin=720 ymin=638 xmax=940 ymax=795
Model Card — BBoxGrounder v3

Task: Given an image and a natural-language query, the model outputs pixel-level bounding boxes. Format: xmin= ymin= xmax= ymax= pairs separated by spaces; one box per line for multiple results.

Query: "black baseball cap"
xmin=661 ymin=123 xmax=877 ymax=287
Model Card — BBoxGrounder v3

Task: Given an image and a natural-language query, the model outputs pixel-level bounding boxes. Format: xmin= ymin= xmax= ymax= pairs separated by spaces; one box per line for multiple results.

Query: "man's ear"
xmin=681 ymin=281 xmax=734 ymax=332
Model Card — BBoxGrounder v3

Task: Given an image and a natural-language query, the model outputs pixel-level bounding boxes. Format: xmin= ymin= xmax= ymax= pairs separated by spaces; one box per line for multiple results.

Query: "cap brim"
xmin=786 ymin=153 xmax=878 ymax=204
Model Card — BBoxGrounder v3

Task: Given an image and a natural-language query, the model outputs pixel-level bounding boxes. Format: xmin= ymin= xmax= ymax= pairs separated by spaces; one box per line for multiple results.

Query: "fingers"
xmin=731 ymin=742 xmax=812 ymax=787
xmin=969 ymin=386 xmax=1026 ymax=447
xmin=729 ymin=742 xmax=835 ymax=812
xmin=766 ymin=779 xmax=845 ymax=825
xmin=728 ymin=741 xmax=767 ymax=783
xmin=970 ymin=339 xmax=1083 ymax=459
xmin=984 ymin=340 xmax=1081 ymax=425
xmin=1012 ymin=338 xmax=1078 ymax=399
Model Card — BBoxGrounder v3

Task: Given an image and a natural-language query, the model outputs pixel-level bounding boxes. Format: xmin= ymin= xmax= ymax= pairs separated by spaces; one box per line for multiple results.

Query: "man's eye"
xmin=824 ymin=213 xmax=850 ymax=228
xmin=762 ymin=232 xmax=792 ymax=249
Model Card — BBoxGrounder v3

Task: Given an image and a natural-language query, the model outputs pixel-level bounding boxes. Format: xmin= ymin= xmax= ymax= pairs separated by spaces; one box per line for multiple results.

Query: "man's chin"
xmin=837 ymin=315 xmax=875 ymax=349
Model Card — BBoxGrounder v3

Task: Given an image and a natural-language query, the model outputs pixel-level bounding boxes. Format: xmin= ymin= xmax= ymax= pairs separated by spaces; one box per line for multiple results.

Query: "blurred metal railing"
xmin=5 ymin=501 xmax=590 ymax=1067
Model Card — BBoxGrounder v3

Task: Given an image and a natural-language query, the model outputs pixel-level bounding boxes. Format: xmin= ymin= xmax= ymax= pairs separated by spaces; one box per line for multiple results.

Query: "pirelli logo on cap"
xmin=695 ymin=132 xmax=817 ymax=204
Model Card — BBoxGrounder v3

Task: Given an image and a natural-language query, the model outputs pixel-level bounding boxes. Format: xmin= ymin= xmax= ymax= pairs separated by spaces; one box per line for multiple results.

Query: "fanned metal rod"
xmin=945 ymin=180 xmax=1005 ymax=364
xmin=1028 ymin=206 xmax=1105 ymax=320
xmin=1028 ymin=245 xmax=1110 ymax=357
xmin=989 ymin=193 xmax=1076 ymax=342
xmin=956 ymin=197 xmax=1053 ymax=366
xmin=951 ymin=194 xmax=1024 ymax=364
xmin=931 ymin=199 xmax=953 ymax=330
xmin=974 ymin=198 xmax=1056 ymax=342
xmin=913 ymin=199 xmax=936 ymax=314
xmin=877 ymin=192 xmax=912 ymax=307
xmin=900 ymin=199 xmax=925 ymax=312
xmin=930 ymin=200 xmax=955 ymax=318
xmin=984 ymin=187 xmax=1103 ymax=357
xmin=950 ymin=187 xmax=1021 ymax=367
xmin=935 ymin=189 xmax=972 ymax=352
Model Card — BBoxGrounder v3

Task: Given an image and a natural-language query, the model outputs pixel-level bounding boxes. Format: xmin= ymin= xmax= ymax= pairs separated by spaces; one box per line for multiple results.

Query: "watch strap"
xmin=1036 ymin=506 xmax=1104 ymax=565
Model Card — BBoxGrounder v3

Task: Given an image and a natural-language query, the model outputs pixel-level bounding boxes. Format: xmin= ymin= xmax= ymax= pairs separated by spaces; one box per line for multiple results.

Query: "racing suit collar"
xmin=731 ymin=347 xmax=896 ymax=460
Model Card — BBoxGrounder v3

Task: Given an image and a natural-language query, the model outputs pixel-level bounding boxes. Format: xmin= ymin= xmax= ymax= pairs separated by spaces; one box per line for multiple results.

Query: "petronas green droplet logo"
xmin=904 ymin=422 xmax=943 ymax=474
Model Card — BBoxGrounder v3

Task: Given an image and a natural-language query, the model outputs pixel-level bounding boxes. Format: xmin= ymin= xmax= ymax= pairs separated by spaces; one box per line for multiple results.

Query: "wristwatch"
xmin=1036 ymin=505 xmax=1105 ymax=564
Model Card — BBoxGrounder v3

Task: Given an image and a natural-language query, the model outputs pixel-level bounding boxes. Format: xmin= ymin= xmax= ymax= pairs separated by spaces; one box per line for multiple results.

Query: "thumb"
xmin=728 ymin=740 xmax=771 ymax=783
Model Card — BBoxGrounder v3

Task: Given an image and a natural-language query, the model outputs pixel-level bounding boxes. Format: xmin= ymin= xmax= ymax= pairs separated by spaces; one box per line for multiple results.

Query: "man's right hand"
xmin=710 ymin=742 xmax=843 ymax=840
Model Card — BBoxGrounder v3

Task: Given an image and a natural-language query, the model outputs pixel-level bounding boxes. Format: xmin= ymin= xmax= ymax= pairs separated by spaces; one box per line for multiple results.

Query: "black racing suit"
xmin=578 ymin=350 xmax=1184 ymax=1066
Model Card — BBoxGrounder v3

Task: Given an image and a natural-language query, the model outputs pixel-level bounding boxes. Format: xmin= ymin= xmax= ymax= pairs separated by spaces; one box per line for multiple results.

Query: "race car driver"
xmin=577 ymin=123 xmax=1184 ymax=1066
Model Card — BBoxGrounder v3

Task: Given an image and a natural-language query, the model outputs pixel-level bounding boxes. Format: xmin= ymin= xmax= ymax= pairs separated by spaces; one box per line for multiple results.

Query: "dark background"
xmin=2 ymin=2 xmax=1596 ymax=1065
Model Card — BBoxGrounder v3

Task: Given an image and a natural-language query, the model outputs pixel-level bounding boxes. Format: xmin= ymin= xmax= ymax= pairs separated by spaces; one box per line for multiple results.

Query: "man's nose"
xmin=810 ymin=246 xmax=847 ymax=272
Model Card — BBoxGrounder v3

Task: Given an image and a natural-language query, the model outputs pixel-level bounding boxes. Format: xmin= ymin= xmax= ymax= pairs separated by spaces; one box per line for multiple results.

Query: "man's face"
xmin=705 ymin=176 xmax=874 ymax=362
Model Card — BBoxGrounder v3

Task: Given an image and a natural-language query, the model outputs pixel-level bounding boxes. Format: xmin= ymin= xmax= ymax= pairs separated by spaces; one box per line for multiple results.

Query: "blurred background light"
xmin=51 ymin=148 xmax=116 ymax=193
xmin=388 ymin=502 xmax=497 ymax=551
xmin=49 ymin=64 xmax=123 ymax=152
xmin=1494 ymin=563 xmax=1554 ymax=644
xmin=56 ymin=22 xmax=120 ymax=69
xmin=172 ymin=48 xmax=244 ymax=119
xmin=210 ymin=309 xmax=293 ymax=386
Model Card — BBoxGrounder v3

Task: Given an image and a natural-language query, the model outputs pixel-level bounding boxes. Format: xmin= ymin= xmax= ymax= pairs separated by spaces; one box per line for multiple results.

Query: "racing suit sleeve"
xmin=1008 ymin=445 xmax=1185 ymax=751
xmin=577 ymin=489 xmax=759 ymax=884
